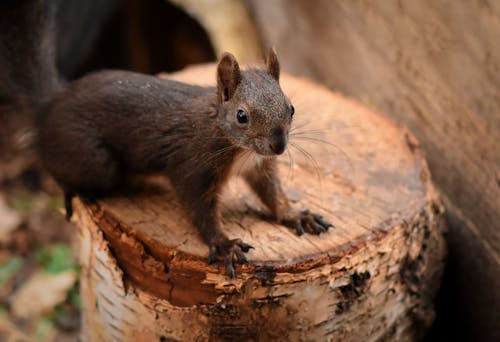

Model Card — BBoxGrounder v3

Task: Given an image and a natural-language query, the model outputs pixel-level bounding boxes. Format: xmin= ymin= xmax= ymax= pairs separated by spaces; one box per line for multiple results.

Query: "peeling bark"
xmin=76 ymin=66 xmax=446 ymax=341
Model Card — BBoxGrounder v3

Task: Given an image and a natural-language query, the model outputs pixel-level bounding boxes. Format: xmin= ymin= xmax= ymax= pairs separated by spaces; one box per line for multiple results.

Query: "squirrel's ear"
xmin=217 ymin=52 xmax=241 ymax=102
xmin=267 ymin=47 xmax=280 ymax=82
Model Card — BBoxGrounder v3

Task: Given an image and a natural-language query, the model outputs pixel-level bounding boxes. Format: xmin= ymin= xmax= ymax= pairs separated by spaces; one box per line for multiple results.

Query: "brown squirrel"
xmin=37 ymin=49 xmax=332 ymax=276
xmin=1 ymin=1 xmax=332 ymax=277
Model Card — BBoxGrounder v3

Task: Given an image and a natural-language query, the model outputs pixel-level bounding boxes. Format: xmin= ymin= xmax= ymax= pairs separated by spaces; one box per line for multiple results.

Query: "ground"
xmin=0 ymin=156 xmax=80 ymax=342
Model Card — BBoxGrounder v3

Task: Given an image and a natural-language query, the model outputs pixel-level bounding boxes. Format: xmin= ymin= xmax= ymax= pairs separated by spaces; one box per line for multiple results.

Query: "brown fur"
xmin=38 ymin=49 xmax=332 ymax=277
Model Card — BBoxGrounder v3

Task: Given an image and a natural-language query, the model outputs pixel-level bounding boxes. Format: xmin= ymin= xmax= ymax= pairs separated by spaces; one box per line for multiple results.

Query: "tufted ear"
xmin=217 ymin=52 xmax=241 ymax=103
xmin=267 ymin=47 xmax=280 ymax=82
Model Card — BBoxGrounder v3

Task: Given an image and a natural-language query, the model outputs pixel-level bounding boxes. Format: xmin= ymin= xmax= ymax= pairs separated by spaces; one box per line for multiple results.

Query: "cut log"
xmin=75 ymin=65 xmax=446 ymax=341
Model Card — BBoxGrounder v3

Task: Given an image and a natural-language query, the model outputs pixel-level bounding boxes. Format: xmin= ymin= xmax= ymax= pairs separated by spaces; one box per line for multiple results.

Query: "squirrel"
xmin=37 ymin=50 xmax=332 ymax=276
xmin=3 ymin=1 xmax=332 ymax=277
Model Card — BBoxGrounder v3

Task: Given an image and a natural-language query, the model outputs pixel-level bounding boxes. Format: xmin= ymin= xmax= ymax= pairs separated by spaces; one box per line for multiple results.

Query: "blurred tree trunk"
xmin=246 ymin=0 xmax=499 ymax=340
xmin=168 ymin=0 xmax=262 ymax=63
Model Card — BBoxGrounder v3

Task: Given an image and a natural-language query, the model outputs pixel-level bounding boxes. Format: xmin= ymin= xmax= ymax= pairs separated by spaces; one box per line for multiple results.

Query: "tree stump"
xmin=75 ymin=65 xmax=446 ymax=341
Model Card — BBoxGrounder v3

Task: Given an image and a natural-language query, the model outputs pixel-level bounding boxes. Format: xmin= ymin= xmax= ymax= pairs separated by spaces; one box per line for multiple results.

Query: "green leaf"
xmin=68 ymin=285 xmax=81 ymax=309
xmin=0 ymin=257 xmax=23 ymax=285
xmin=35 ymin=316 xmax=54 ymax=340
xmin=36 ymin=244 xmax=78 ymax=274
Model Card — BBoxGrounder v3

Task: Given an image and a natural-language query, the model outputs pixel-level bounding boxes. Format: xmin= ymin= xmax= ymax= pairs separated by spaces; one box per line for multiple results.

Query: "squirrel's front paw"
xmin=207 ymin=238 xmax=254 ymax=278
xmin=282 ymin=209 xmax=333 ymax=236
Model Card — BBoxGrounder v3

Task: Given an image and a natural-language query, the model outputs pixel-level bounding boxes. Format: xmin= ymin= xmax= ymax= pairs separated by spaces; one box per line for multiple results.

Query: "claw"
xmin=238 ymin=242 xmax=254 ymax=252
xmin=314 ymin=215 xmax=333 ymax=229
xmin=224 ymin=254 xmax=236 ymax=278
xmin=283 ymin=209 xmax=332 ymax=236
xmin=311 ymin=221 xmax=326 ymax=233
xmin=234 ymin=246 xmax=249 ymax=264
xmin=207 ymin=238 xmax=253 ymax=277
xmin=208 ymin=245 xmax=217 ymax=264
xmin=296 ymin=221 xmax=305 ymax=236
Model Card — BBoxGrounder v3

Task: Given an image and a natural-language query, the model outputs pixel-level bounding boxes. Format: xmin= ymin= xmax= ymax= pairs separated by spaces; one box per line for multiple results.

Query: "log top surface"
xmin=91 ymin=64 xmax=429 ymax=267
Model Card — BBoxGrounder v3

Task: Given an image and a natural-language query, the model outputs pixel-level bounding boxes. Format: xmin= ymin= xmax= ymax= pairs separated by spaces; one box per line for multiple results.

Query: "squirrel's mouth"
xmin=252 ymin=136 xmax=287 ymax=156
xmin=268 ymin=141 xmax=286 ymax=155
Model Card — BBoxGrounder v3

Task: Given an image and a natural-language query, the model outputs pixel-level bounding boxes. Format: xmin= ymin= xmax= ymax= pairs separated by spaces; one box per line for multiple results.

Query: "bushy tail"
xmin=0 ymin=1 xmax=62 ymax=166
xmin=0 ymin=0 xmax=61 ymax=112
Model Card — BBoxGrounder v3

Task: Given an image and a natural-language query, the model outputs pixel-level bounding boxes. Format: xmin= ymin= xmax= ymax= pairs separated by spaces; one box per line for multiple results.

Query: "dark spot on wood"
xmin=336 ymin=271 xmax=371 ymax=313
xmin=401 ymin=257 xmax=423 ymax=295
xmin=201 ymin=303 xmax=240 ymax=319
xmin=210 ymin=324 xmax=257 ymax=341
xmin=401 ymin=212 xmax=435 ymax=296
xmin=351 ymin=270 xmax=371 ymax=288
xmin=335 ymin=302 xmax=348 ymax=314
xmin=252 ymin=293 xmax=290 ymax=308
xmin=424 ymin=227 xmax=431 ymax=239
xmin=254 ymin=264 xmax=276 ymax=285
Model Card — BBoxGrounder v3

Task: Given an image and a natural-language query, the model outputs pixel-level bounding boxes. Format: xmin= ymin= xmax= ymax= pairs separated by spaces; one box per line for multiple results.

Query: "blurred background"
xmin=0 ymin=0 xmax=498 ymax=341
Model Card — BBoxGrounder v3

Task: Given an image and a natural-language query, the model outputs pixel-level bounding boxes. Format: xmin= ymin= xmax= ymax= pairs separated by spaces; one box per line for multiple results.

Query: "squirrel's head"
xmin=216 ymin=48 xmax=294 ymax=156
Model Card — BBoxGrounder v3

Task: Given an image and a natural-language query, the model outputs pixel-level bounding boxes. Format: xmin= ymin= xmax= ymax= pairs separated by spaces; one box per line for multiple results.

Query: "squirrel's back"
xmin=38 ymin=70 xmax=217 ymax=148
xmin=37 ymin=70 xmax=223 ymax=193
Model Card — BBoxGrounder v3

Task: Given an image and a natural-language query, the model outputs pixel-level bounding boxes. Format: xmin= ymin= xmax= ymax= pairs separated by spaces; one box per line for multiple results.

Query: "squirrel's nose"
xmin=269 ymin=128 xmax=287 ymax=155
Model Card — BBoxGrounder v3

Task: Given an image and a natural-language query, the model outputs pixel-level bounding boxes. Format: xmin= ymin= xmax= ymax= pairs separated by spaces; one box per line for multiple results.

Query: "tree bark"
xmin=76 ymin=65 xmax=446 ymax=341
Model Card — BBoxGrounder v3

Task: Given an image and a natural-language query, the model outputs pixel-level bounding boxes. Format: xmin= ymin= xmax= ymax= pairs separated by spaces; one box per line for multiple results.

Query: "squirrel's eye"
xmin=290 ymin=105 xmax=295 ymax=118
xmin=236 ymin=109 xmax=248 ymax=124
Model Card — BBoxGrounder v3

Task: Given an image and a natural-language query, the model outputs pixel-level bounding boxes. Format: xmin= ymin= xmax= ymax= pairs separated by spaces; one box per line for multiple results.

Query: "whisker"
xmin=285 ymin=147 xmax=294 ymax=183
xmin=290 ymin=123 xmax=362 ymax=135
xmin=236 ymin=150 xmax=253 ymax=177
xmin=182 ymin=144 xmax=239 ymax=179
xmin=290 ymin=135 xmax=355 ymax=177
xmin=290 ymin=129 xmax=333 ymax=136
xmin=290 ymin=121 xmax=314 ymax=133
xmin=289 ymin=142 xmax=323 ymax=186
xmin=202 ymin=145 xmax=238 ymax=165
